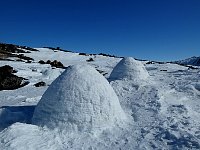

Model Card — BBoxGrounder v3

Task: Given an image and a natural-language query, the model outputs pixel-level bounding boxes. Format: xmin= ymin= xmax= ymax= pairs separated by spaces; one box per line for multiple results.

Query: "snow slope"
xmin=0 ymin=48 xmax=200 ymax=149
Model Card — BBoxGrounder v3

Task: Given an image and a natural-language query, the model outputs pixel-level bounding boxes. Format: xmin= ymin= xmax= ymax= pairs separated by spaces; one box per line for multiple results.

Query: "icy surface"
xmin=109 ymin=57 xmax=149 ymax=81
xmin=32 ymin=64 xmax=126 ymax=133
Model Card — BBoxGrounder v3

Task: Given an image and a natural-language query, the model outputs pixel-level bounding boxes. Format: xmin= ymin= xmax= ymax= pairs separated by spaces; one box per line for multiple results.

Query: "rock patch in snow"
xmin=0 ymin=65 xmax=29 ymax=90
xmin=109 ymin=57 xmax=149 ymax=81
xmin=32 ymin=64 xmax=126 ymax=133
xmin=34 ymin=81 xmax=46 ymax=87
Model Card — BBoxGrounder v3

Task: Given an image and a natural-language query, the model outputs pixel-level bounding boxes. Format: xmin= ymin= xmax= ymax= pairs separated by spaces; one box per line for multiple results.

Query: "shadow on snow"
xmin=0 ymin=105 xmax=35 ymax=131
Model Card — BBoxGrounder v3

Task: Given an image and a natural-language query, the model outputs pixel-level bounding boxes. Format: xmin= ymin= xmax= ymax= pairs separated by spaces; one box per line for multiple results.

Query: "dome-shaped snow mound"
xmin=110 ymin=57 xmax=149 ymax=81
xmin=32 ymin=64 xmax=126 ymax=132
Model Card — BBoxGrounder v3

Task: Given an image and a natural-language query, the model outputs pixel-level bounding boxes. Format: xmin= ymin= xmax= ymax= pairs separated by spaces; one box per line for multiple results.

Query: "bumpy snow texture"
xmin=110 ymin=57 xmax=149 ymax=81
xmin=32 ymin=64 xmax=126 ymax=133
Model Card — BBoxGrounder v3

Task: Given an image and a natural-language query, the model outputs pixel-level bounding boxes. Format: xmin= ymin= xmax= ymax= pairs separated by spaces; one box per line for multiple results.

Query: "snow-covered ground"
xmin=0 ymin=48 xmax=200 ymax=149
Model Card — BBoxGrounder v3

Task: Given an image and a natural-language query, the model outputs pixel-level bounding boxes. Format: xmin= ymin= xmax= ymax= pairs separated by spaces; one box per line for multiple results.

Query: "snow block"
xmin=109 ymin=57 xmax=149 ymax=81
xmin=32 ymin=64 xmax=126 ymax=133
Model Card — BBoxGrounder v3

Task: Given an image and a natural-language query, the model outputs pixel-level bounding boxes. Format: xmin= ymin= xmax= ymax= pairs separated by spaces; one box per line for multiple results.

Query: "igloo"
xmin=109 ymin=57 xmax=149 ymax=81
xmin=32 ymin=64 xmax=126 ymax=133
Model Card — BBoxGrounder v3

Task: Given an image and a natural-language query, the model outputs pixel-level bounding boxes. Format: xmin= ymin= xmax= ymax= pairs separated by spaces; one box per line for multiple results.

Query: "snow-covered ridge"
xmin=173 ymin=56 xmax=200 ymax=66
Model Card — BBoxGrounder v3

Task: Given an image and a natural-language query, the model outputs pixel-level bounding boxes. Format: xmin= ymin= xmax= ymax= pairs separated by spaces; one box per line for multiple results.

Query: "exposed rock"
xmin=86 ymin=58 xmax=94 ymax=62
xmin=26 ymin=60 xmax=32 ymax=63
xmin=17 ymin=54 xmax=34 ymax=61
xmin=39 ymin=60 xmax=65 ymax=68
xmin=34 ymin=82 xmax=46 ymax=87
xmin=16 ymin=59 xmax=24 ymax=62
xmin=50 ymin=60 xmax=64 ymax=68
xmin=0 ymin=65 xmax=29 ymax=90
xmin=38 ymin=59 xmax=64 ymax=68
xmin=0 ymin=75 xmax=23 ymax=90
xmin=79 ymin=53 xmax=87 ymax=56
xmin=146 ymin=61 xmax=154 ymax=64
xmin=38 ymin=60 xmax=46 ymax=64
xmin=0 ymin=65 xmax=14 ymax=75
xmin=188 ymin=65 xmax=198 ymax=70
xmin=0 ymin=43 xmax=23 ymax=53
xmin=96 ymin=69 xmax=104 ymax=74
xmin=0 ymin=43 xmax=38 ymax=53
xmin=32 ymin=69 xmax=37 ymax=72
xmin=46 ymin=60 xmax=51 ymax=64
xmin=160 ymin=70 xmax=167 ymax=72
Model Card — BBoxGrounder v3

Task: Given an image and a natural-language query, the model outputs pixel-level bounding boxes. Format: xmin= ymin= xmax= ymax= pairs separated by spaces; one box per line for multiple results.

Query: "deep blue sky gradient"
xmin=0 ymin=0 xmax=200 ymax=61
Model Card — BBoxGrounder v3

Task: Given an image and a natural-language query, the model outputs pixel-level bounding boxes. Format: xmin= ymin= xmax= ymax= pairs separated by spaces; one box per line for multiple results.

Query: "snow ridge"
xmin=174 ymin=56 xmax=200 ymax=66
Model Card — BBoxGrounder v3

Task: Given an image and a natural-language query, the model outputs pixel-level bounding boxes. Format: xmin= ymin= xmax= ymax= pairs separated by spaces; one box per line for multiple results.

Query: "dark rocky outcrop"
xmin=38 ymin=60 xmax=64 ymax=68
xmin=17 ymin=54 xmax=34 ymax=61
xmin=160 ymin=70 xmax=167 ymax=72
xmin=26 ymin=60 xmax=32 ymax=63
xmin=0 ymin=65 xmax=29 ymax=90
xmin=188 ymin=65 xmax=198 ymax=70
xmin=0 ymin=65 xmax=14 ymax=75
xmin=95 ymin=69 xmax=108 ymax=76
xmin=0 ymin=75 xmax=23 ymax=90
xmin=50 ymin=60 xmax=64 ymax=68
xmin=38 ymin=60 xmax=46 ymax=64
xmin=0 ymin=43 xmax=25 ymax=53
xmin=79 ymin=53 xmax=87 ymax=56
xmin=0 ymin=43 xmax=38 ymax=53
xmin=46 ymin=60 xmax=51 ymax=64
xmin=146 ymin=61 xmax=154 ymax=64
xmin=34 ymin=82 xmax=46 ymax=87
xmin=0 ymin=43 xmax=35 ymax=62
xmin=86 ymin=58 xmax=94 ymax=62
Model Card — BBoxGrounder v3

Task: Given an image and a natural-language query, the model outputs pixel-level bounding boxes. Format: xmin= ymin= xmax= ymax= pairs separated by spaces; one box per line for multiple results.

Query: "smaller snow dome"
xmin=109 ymin=57 xmax=149 ymax=81
xmin=32 ymin=64 xmax=126 ymax=133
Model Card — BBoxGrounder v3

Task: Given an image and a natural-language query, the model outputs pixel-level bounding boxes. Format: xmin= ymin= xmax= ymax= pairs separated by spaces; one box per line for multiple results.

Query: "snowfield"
xmin=0 ymin=48 xmax=200 ymax=150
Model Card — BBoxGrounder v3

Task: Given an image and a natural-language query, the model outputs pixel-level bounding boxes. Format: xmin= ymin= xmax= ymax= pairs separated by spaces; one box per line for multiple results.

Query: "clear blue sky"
xmin=0 ymin=0 xmax=200 ymax=61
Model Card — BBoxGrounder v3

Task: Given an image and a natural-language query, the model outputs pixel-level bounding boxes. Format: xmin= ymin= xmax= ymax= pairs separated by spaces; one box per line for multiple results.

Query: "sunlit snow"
xmin=0 ymin=48 xmax=200 ymax=150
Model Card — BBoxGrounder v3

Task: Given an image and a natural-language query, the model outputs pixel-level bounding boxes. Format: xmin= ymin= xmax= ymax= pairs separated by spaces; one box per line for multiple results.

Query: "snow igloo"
xmin=32 ymin=64 xmax=126 ymax=133
xmin=109 ymin=57 xmax=149 ymax=81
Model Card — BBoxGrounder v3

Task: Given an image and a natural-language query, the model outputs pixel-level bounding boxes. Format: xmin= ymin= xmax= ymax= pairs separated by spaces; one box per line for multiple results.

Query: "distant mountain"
xmin=174 ymin=56 xmax=200 ymax=66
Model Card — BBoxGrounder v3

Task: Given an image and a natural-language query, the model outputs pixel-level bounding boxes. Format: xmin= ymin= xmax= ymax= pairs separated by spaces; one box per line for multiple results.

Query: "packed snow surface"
xmin=0 ymin=48 xmax=200 ymax=149
xmin=109 ymin=57 xmax=149 ymax=81
xmin=32 ymin=64 xmax=126 ymax=133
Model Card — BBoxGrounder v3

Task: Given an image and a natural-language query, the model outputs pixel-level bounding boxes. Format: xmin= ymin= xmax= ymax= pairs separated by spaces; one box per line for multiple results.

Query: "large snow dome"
xmin=109 ymin=57 xmax=149 ymax=81
xmin=32 ymin=64 xmax=126 ymax=133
